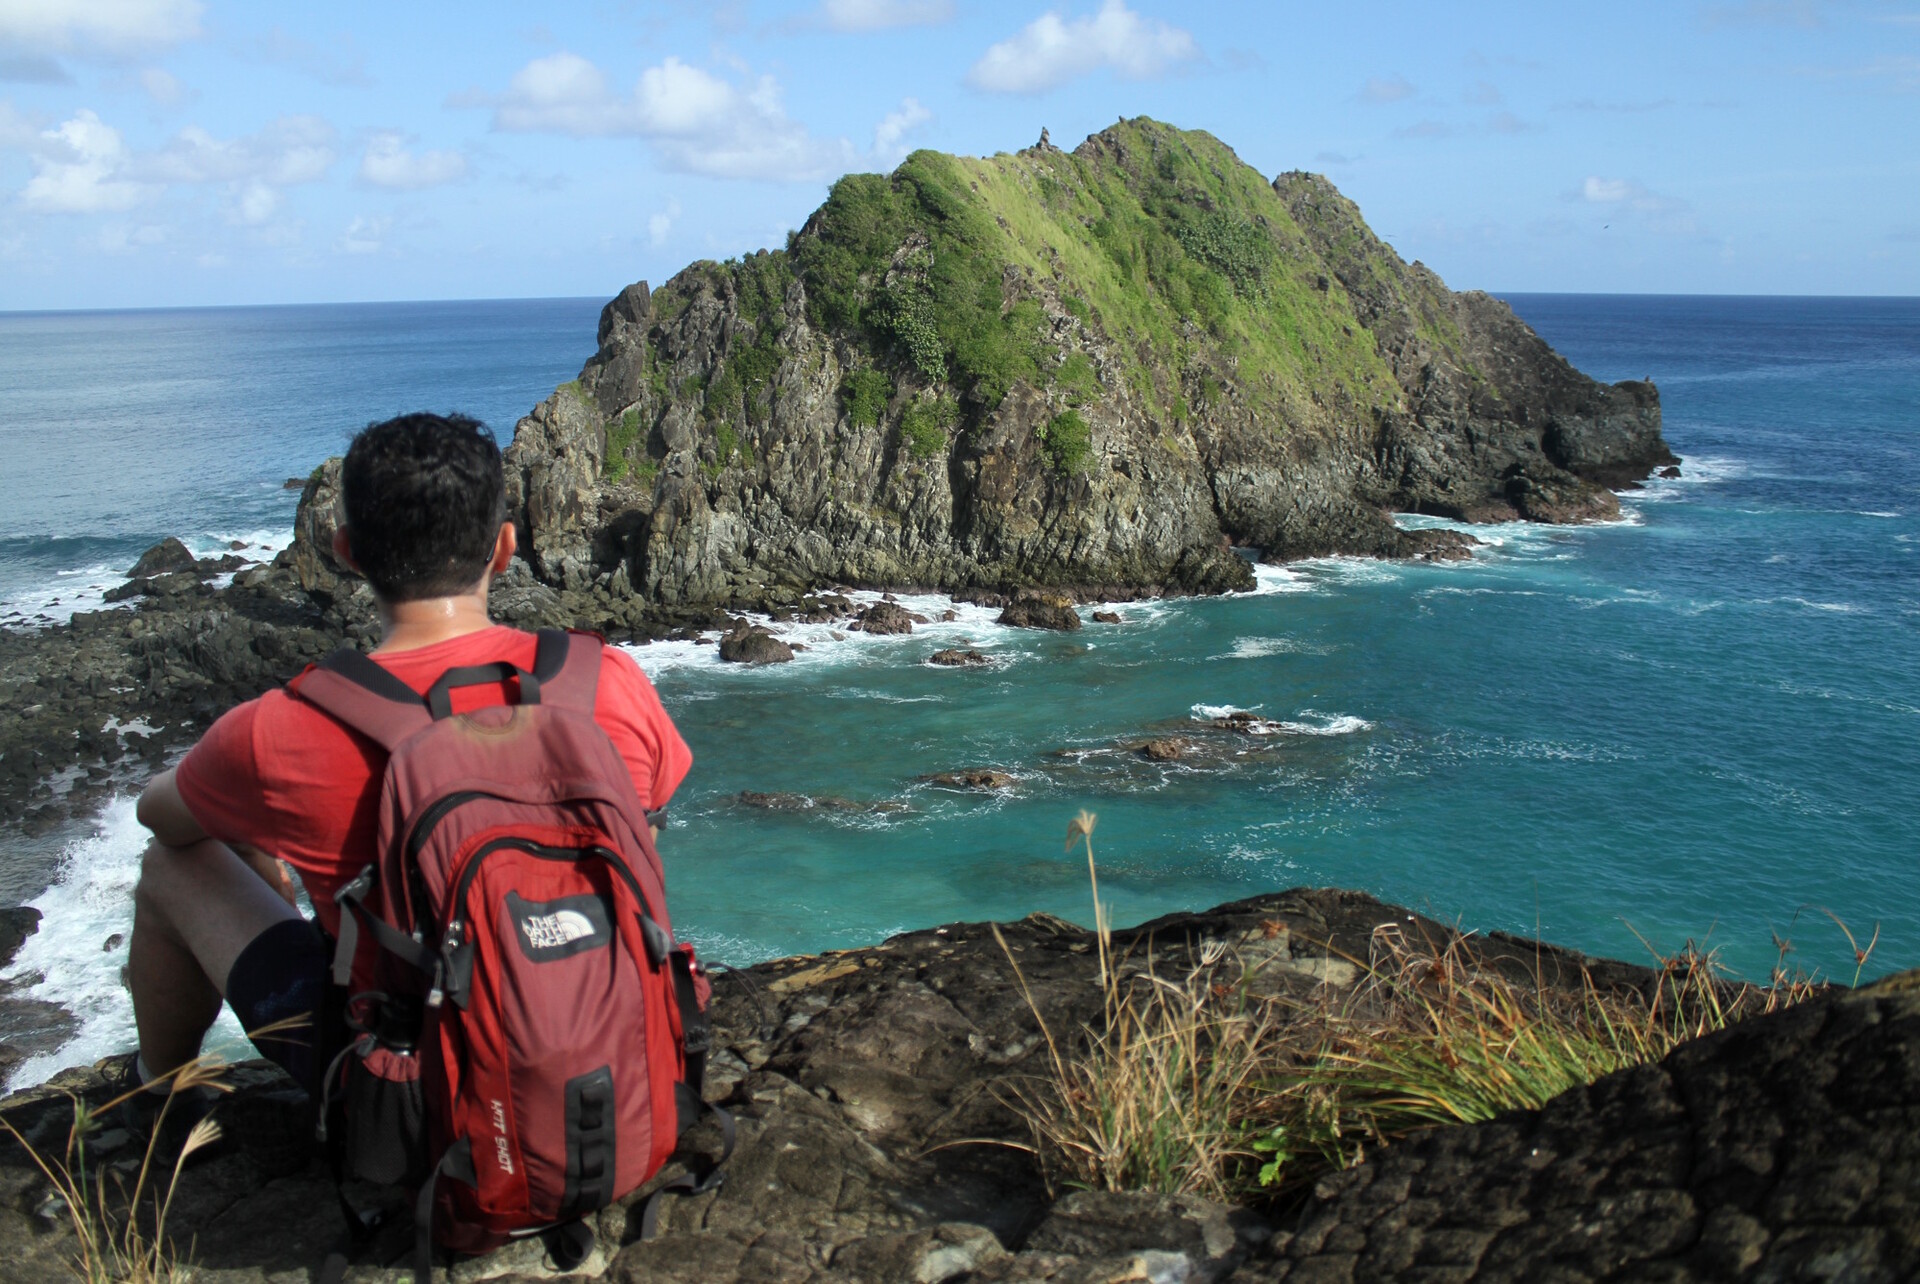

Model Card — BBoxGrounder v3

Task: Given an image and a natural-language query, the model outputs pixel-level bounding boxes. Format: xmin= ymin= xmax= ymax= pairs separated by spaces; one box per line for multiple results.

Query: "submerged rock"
xmin=921 ymin=768 xmax=1018 ymax=790
xmin=0 ymin=907 xmax=39 ymax=968
xmin=928 ymin=648 xmax=989 ymax=667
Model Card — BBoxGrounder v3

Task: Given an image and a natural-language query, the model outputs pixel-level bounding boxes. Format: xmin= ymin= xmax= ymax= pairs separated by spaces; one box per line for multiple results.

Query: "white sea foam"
xmin=1242 ymin=564 xmax=1317 ymax=596
xmin=1 ymin=527 xmax=292 ymax=630
xmin=621 ymin=588 xmax=1039 ymax=683
xmin=2 ymin=797 xmax=248 ymax=1092
xmin=1858 ymin=511 xmax=1901 ymax=519
xmin=1192 ymin=702 xmax=1259 ymax=720
xmin=1219 ymin=636 xmax=1315 ymax=659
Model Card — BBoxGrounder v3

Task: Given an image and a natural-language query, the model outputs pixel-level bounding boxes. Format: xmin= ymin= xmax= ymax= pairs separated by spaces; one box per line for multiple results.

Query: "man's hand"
xmin=136 ymin=769 xmax=207 ymax=849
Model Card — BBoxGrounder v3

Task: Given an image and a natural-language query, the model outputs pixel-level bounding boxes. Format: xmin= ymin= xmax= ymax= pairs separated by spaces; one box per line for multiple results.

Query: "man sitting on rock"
xmin=125 ymin=411 xmax=691 ymax=1132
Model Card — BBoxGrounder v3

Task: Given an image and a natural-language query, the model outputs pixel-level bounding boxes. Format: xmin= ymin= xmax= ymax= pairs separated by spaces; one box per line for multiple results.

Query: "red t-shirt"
xmin=175 ymin=626 xmax=691 ymax=936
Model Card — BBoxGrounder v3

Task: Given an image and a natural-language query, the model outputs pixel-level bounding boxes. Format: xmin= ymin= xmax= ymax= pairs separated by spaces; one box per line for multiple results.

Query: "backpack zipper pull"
xmin=426 ymin=921 xmax=464 ymax=1009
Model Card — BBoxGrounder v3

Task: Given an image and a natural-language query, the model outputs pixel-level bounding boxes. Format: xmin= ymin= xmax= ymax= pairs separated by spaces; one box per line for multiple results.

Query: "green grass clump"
xmin=842 ymin=367 xmax=894 ymax=428
xmin=604 ymin=407 xmax=645 ymax=483
xmin=1038 ymin=410 xmax=1093 ymax=474
xmin=899 ymin=395 xmax=958 ymax=460
xmin=1054 ymin=352 xmax=1100 ymax=406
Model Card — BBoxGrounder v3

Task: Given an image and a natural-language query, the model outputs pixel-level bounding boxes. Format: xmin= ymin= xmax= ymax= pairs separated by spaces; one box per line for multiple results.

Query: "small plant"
xmin=0 ymin=1058 xmax=233 ymax=1283
xmin=994 ymin=812 xmax=1277 ymax=1201
xmin=1037 ymin=410 xmax=1093 ymax=475
xmin=842 ymin=368 xmax=893 ymax=428
xmin=604 ymin=407 xmax=645 ymax=484
xmin=899 ymin=396 xmax=957 ymax=460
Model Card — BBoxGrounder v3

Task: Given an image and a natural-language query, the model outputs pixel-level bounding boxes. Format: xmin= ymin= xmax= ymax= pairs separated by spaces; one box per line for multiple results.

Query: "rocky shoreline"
xmin=2 ymin=887 xmax=1914 ymax=1283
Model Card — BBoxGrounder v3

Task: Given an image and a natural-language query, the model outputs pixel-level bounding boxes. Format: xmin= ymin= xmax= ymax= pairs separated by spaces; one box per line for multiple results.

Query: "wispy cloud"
xmin=137 ymin=68 xmax=191 ymax=105
xmin=1359 ymin=75 xmax=1415 ymax=103
xmin=872 ymin=96 xmax=930 ymax=162
xmin=1574 ymin=174 xmax=1702 ymax=235
xmin=469 ymin=52 xmax=865 ymax=182
xmin=1554 ymin=97 xmax=1677 ymax=113
xmin=967 ymin=0 xmax=1200 ymax=95
xmin=648 ymin=198 xmax=680 ymax=247
xmin=1702 ymin=0 xmax=1831 ymax=28
xmin=237 ymin=25 xmax=371 ymax=88
xmin=334 ymin=213 xmax=389 ymax=255
xmin=1462 ymin=80 xmax=1501 ymax=105
xmin=1394 ymin=119 xmax=1452 ymax=140
xmin=813 ymin=0 xmax=954 ymax=31
xmin=358 ymin=130 xmax=467 ymax=189
xmin=0 ymin=0 xmax=203 ymax=59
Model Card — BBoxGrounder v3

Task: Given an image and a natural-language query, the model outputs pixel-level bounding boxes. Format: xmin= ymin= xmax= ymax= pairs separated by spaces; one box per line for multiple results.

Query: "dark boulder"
xmin=853 ymin=602 xmax=915 ymax=635
xmin=1660 ymin=464 xmax=1683 ymax=478
xmin=0 ymin=906 xmax=40 ymax=968
xmin=718 ymin=626 xmax=794 ymax=665
xmin=1136 ymin=738 xmax=1193 ymax=762
xmin=1247 ymin=970 xmax=1920 ymax=1282
xmin=921 ymin=769 xmax=1017 ymax=790
xmin=998 ymin=599 xmax=1082 ymax=631
xmin=928 ymin=648 xmax=988 ymax=667
xmin=1090 ymin=610 xmax=1122 ymax=624
xmin=127 ymin=538 xmax=197 ymax=579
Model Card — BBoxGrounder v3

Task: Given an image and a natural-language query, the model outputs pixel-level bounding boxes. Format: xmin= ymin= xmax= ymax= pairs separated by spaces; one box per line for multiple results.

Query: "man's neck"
xmin=373 ymin=588 xmax=494 ymax=654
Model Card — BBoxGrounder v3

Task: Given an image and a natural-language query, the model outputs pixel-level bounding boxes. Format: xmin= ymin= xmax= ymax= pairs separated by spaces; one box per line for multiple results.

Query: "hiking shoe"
xmin=100 ymin=1054 xmax=229 ymax=1169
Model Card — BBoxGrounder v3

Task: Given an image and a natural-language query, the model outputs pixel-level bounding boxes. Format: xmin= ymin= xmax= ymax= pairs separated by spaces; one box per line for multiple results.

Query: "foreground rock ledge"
xmin=1 ymin=889 xmax=1914 ymax=1284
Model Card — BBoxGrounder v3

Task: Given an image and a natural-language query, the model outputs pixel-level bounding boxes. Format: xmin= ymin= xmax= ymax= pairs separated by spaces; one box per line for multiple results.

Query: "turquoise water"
xmin=2 ymin=294 xmax=1916 ymax=1086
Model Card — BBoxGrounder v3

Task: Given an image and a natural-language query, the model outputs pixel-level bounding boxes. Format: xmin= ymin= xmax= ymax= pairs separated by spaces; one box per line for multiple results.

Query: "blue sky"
xmin=1 ymin=0 xmax=1915 ymax=309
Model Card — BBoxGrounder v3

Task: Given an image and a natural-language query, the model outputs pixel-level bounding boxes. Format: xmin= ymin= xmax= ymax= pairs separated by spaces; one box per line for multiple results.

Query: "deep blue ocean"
xmin=2 ymin=294 xmax=1916 ymax=1087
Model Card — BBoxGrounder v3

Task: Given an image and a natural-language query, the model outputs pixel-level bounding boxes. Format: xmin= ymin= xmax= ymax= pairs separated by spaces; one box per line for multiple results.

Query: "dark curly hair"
xmin=339 ymin=412 xmax=506 ymax=602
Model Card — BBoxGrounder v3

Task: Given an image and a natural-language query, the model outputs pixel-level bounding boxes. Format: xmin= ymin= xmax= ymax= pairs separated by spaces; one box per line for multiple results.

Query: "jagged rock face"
xmin=280 ymin=117 xmax=1671 ymax=611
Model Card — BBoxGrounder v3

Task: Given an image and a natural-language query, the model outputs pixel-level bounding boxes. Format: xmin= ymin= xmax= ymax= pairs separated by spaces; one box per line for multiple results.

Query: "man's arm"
xmin=139 ymin=768 xmax=299 ymax=906
xmin=137 ymin=768 xmax=206 ymax=848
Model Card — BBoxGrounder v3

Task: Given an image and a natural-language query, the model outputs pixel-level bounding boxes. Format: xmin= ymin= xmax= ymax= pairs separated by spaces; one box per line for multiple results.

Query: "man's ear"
xmin=489 ymin=521 xmax=517 ymax=575
xmin=330 ymin=527 xmax=363 ymax=574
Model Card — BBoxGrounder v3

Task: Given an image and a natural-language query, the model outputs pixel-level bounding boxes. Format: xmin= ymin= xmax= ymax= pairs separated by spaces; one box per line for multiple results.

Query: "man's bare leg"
xmin=129 ymin=837 xmax=302 ymax=1078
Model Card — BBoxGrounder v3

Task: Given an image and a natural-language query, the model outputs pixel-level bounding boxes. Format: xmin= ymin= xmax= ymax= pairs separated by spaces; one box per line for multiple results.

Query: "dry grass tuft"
xmin=998 ymin=812 xmax=1864 ymax=1204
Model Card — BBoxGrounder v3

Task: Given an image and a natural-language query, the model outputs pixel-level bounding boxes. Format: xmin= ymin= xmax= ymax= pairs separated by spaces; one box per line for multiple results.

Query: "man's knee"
xmin=136 ymin=837 xmax=223 ymax=913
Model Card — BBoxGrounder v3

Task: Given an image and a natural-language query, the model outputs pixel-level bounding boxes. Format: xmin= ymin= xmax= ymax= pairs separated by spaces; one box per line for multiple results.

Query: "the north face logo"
xmin=522 ymin=909 xmax=596 ymax=949
xmin=505 ymin=891 xmax=612 ymax=960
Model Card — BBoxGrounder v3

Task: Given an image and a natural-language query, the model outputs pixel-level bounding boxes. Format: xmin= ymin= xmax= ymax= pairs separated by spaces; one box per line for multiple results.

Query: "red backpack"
xmin=290 ymin=628 xmax=729 ymax=1280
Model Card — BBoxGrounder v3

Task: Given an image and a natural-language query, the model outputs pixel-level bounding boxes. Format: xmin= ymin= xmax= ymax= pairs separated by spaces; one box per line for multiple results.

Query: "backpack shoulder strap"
xmin=531 ymin=628 xmax=603 ymax=715
xmin=291 ymin=647 xmax=433 ymax=752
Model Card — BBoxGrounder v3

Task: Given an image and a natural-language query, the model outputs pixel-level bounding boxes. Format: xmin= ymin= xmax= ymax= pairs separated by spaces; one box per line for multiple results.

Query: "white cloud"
xmin=648 ymin=198 xmax=681 ymax=247
xmin=335 ymin=214 xmax=388 ymax=255
xmin=1359 ymin=75 xmax=1415 ymax=103
xmin=479 ymin=52 xmax=860 ymax=181
xmin=21 ymin=110 xmax=155 ymax=212
xmin=0 ymin=98 xmax=41 ymax=148
xmin=873 ymin=96 xmax=930 ymax=162
xmin=967 ymin=0 xmax=1199 ymax=95
xmin=816 ymin=0 xmax=953 ymax=30
xmin=11 ymin=109 xmax=336 ymax=220
xmin=359 ymin=130 xmax=468 ymax=189
xmin=0 ymin=0 xmax=202 ymax=58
